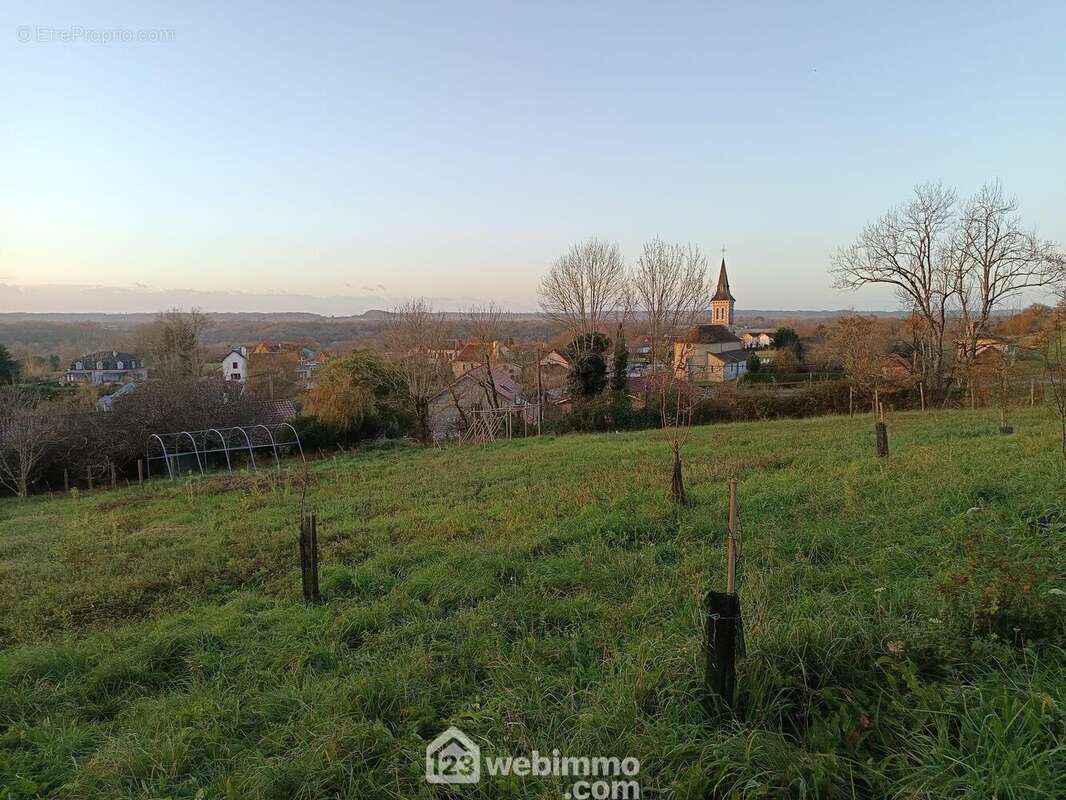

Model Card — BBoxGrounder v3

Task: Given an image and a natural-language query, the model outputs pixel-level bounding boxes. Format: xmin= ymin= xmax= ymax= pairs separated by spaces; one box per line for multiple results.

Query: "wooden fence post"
xmin=1031 ymin=379 xmax=1036 ymax=407
xmin=299 ymin=511 xmax=321 ymax=603
xmin=63 ymin=469 xmax=69 ymax=493
xmin=849 ymin=386 xmax=854 ymax=417
xmin=919 ymin=382 xmax=925 ymax=412
xmin=87 ymin=467 xmax=93 ymax=491
xmin=110 ymin=461 xmax=117 ymax=489
xmin=137 ymin=459 xmax=144 ymax=486
xmin=875 ymin=405 xmax=889 ymax=457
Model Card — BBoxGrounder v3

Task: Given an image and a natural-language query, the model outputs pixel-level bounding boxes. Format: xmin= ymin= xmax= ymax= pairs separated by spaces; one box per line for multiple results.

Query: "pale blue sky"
xmin=2 ymin=1 xmax=1064 ymax=312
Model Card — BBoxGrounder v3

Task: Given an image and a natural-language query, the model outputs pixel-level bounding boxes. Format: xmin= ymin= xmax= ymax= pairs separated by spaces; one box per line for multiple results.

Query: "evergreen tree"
xmin=565 ymin=332 xmax=611 ymax=398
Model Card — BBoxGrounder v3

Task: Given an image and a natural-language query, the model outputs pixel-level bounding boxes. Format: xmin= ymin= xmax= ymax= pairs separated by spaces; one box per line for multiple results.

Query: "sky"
xmin=2 ymin=0 xmax=1065 ymax=314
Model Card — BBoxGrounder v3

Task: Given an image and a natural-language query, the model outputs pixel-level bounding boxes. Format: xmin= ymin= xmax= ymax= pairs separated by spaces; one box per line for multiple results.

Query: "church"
xmin=672 ymin=259 xmax=749 ymax=382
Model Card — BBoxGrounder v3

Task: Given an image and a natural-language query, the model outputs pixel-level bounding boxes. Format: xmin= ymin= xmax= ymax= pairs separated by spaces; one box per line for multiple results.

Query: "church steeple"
xmin=710 ymin=257 xmax=735 ymax=326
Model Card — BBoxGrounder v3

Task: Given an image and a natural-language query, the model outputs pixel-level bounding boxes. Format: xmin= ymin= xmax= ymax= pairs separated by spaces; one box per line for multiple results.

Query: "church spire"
xmin=710 ymin=257 xmax=736 ymax=326
xmin=711 ymin=257 xmax=735 ymax=302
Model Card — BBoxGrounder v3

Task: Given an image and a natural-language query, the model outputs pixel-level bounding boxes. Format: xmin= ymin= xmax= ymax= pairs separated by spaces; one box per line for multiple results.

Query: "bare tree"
xmin=140 ymin=307 xmax=210 ymax=379
xmin=464 ymin=302 xmax=507 ymax=344
xmin=953 ymin=181 xmax=1064 ymax=368
xmin=0 ymin=388 xmax=58 ymax=498
xmin=832 ymin=183 xmax=957 ymax=398
xmin=822 ymin=315 xmax=892 ymax=400
xmin=1042 ymin=299 xmax=1066 ymax=472
xmin=538 ymin=238 xmax=628 ymax=347
xmin=384 ymin=299 xmax=451 ymax=444
xmin=655 ymin=375 xmax=695 ymax=506
xmin=631 ymin=238 xmax=708 ymax=377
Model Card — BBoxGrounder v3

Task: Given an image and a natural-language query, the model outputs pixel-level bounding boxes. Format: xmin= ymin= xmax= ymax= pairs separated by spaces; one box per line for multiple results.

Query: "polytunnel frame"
xmin=145 ymin=423 xmax=304 ymax=479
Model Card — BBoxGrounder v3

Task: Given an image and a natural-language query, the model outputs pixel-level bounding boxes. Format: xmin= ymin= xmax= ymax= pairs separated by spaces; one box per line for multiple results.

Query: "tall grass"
xmin=0 ymin=408 xmax=1063 ymax=798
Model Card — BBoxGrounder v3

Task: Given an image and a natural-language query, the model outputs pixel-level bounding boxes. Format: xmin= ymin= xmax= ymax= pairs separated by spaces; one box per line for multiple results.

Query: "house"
xmin=65 ymin=350 xmax=147 ymax=384
xmin=252 ymin=341 xmax=307 ymax=355
xmin=628 ymin=337 xmax=653 ymax=373
xmin=672 ymin=258 xmax=751 ymax=383
xmin=427 ymin=365 xmax=527 ymax=441
xmin=625 ymin=335 xmax=675 ymax=376
xmin=451 ymin=341 xmax=519 ymax=380
xmin=429 ymin=339 xmax=463 ymax=362
xmin=740 ymin=329 xmax=775 ymax=349
xmin=539 ymin=349 xmax=571 ymax=370
xmin=219 ymin=347 xmax=248 ymax=384
xmin=296 ymin=349 xmax=332 ymax=388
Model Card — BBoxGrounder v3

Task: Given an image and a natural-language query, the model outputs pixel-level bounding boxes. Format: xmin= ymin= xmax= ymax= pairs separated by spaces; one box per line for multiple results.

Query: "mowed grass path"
xmin=1 ymin=409 xmax=1064 ymax=799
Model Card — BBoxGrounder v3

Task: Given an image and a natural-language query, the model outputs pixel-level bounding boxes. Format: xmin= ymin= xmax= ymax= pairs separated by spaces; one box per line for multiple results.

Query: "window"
xmin=117 ymin=361 xmax=123 ymax=369
xmin=233 ymin=361 xmax=239 ymax=369
xmin=232 ymin=373 xmax=241 ymax=381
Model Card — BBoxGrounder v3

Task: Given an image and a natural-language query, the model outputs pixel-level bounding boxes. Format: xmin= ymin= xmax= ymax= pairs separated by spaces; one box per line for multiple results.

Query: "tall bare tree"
xmin=463 ymin=302 xmax=507 ymax=344
xmin=0 ymin=388 xmax=58 ymax=498
xmin=832 ymin=183 xmax=957 ymax=398
xmin=822 ymin=315 xmax=892 ymax=400
xmin=953 ymin=181 xmax=1064 ymax=366
xmin=1042 ymin=295 xmax=1066 ymax=472
xmin=538 ymin=238 xmax=627 ymax=348
xmin=140 ymin=307 xmax=210 ymax=379
xmin=631 ymin=238 xmax=708 ymax=376
xmin=384 ymin=299 xmax=451 ymax=444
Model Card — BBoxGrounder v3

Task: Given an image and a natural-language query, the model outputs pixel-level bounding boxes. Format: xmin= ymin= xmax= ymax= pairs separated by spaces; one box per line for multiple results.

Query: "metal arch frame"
xmin=274 ymin=422 xmax=305 ymax=461
xmin=233 ymin=425 xmax=257 ymax=470
xmin=205 ymin=428 xmax=232 ymax=472
xmin=143 ymin=423 xmax=303 ymax=480
xmin=146 ymin=433 xmax=172 ymax=479
xmin=179 ymin=431 xmax=205 ymax=476
xmin=252 ymin=423 xmax=281 ymax=467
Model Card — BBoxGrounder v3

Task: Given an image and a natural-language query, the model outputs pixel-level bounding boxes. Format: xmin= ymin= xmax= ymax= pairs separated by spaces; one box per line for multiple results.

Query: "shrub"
xmin=302 ymin=350 xmax=411 ymax=440
xmin=552 ymin=391 xmax=651 ymax=433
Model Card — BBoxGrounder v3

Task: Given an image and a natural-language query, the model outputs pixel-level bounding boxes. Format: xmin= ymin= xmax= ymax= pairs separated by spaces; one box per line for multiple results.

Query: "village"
xmin=12 ymin=254 xmax=1026 ymax=456
xmin=4 ymin=2 xmax=1066 ymax=795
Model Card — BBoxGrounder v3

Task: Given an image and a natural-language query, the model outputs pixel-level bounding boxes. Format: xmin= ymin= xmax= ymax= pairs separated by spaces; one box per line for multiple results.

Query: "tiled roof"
xmin=69 ymin=350 xmax=142 ymax=370
xmin=684 ymin=325 xmax=741 ymax=345
xmin=431 ymin=365 xmax=521 ymax=404
xmin=708 ymin=349 xmax=749 ymax=364
xmin=258 ymin=400 xmax=297 ymax=423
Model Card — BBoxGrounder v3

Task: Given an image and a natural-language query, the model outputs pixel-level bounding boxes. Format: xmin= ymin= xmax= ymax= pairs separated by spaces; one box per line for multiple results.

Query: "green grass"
xmin=1 ymin=408 xmax=1064 ymax=799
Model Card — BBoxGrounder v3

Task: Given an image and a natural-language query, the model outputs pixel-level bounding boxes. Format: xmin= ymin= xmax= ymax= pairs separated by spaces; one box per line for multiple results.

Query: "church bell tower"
xmin=711 ymin=257 xmax=735 ymax=327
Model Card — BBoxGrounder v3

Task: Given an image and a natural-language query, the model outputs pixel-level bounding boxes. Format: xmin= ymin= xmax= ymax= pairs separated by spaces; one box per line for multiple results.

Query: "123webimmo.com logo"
xmin=425 ymin=726 xmax=641 ymax=798
xmin=425 ymin=726 xmax=481 ymax=784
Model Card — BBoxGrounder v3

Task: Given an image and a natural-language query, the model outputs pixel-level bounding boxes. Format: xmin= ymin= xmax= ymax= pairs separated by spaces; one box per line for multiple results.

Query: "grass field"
xmin=1 ymin=408 xmax=1064 ymax=799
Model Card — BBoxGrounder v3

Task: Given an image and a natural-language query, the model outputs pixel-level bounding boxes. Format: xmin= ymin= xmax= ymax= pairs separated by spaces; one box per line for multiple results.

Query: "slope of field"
xmin=1 ymin=409 xmax=1064 ymax=799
